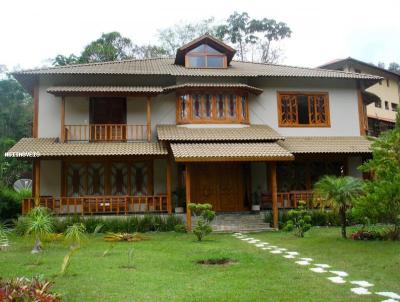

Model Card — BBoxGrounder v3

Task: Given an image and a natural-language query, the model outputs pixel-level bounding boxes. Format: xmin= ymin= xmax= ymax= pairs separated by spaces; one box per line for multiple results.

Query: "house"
xmin=320 ymin=57 xmax=400 ymax=136
xmin=6 ymin=34 xmax=381 ymax=229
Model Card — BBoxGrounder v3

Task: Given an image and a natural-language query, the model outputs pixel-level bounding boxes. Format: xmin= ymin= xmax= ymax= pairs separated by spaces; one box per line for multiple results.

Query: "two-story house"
xmin=7 ymin=34 xmax=380 ymax=229
xmin=320 ymin=57 xmax=400 ymax=136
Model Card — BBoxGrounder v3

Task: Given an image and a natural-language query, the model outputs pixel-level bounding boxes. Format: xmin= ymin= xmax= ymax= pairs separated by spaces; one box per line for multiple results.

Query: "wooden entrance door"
xmin=190 ymin=163 xmax=246 ymax=212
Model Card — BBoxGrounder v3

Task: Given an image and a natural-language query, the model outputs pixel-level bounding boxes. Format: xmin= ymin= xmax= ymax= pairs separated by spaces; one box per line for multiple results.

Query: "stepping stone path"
xmin=232 ymin=232 xmax=400 ymax=302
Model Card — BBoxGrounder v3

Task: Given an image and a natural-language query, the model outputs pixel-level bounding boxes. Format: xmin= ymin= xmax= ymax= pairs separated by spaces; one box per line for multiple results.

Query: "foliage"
xmin=25 ymin=207 xmax=54 ymax=253
xmin=64 ymin=223 xmax=87 ymax=248
xmin=283 ymin=201 xmax=312 ymax=237
xmin=0 ymin=186 xmax=31 ymax=220
xmin=314 ymin=176 xmax=363 ymax=238
xmin=0 ymin=277 xmax=61 ymax=301
xmin=104 ymin=232 xmax=149 ymax=242
xmin=215 ymin=11 xmax=291 ymax=63
xmin=356 ymin=111 xmax=400 ymax=240
xmin=188 ymin=203 xmax=216 ymax=241
xmin=174 ymin=224 xmax=187 ymax=233
xmin=102 ymin=243 xmax=115 ymax=257
xmin=0 ymin=222 xmax=10 ymax=250
xmin=60 ymin=247 xmax=79 ymax=276
xmin=351 ymin=229 xmax=382 ymax=241
xmin=388 ymin=62 xmax=400 ymax=73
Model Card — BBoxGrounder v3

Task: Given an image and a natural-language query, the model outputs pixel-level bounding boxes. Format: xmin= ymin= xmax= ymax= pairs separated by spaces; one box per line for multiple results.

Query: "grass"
xmin=0 ymin=227 xmax=398 ymax=301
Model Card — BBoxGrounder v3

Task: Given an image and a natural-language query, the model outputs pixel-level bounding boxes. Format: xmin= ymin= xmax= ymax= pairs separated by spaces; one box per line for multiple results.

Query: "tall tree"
xmin=388 ymin=62 xmax=400 ymax=73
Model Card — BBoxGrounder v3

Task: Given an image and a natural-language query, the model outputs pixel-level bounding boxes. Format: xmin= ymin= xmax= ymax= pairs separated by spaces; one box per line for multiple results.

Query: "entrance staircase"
xmin=193 ymin=212 xmax=272 ymax=232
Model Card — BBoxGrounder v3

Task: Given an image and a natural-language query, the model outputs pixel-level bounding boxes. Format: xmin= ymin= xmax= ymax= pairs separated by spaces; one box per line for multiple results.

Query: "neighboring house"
xmin=320 ymin=57 xmax=400 ymax=136
xmin=7 ymin=34 xmax=381 ymax=229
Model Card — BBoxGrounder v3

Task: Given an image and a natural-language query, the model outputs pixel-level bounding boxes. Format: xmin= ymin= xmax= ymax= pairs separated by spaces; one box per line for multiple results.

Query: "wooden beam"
xmin=357 ymin=89 xmax=367 ymax=135
xmin=166 ymin=159 xmax=172 ymax=214
xmin=60 ymin=96 xmax=65 ymax=142
xmin=185 ymin=164 xmax=192 ymax=231
xmin=33 ymin=160 xmax=40 ymax=206
xmin=147 ymin=96 xmax=152 ymax=142
xmin=269 ymin=162 xmax=278 ymax=228
xmin=33 ymin=85 xmax=39 ymax=138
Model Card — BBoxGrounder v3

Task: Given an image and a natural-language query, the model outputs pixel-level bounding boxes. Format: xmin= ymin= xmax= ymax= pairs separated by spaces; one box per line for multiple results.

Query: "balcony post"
xmin=147 ymin=96 xmax=152 ymax=142
xmin=268 ymin=162 xmax=278 ymax=228
xmin=33 ymin=85 xmax=39 ymax=138
xmin=60 ymin=95 xmax=65 ymax=143
xmin=166 ymin=158 xmax=172 ymax=214
xmin=185 ymin=164 xmax=192 ymax=231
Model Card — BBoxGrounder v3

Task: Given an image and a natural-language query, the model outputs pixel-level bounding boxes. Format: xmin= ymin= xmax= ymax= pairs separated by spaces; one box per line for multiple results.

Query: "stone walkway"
xmin=232 ymin=233 xmax=400 ymax=302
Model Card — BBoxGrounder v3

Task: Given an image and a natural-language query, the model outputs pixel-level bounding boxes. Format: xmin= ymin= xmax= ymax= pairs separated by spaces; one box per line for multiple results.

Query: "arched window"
xmin=185 ymin=44 xmax=227 ymax=68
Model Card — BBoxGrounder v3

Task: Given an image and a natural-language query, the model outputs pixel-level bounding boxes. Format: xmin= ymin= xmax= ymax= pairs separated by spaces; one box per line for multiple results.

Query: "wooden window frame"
xmin=184 ymin=44 xmax=227 ymax=69
xmin=176 ymin=90 xmax=249 ymax=124
xmin=277 ymin=91 xmax=330 ymax=127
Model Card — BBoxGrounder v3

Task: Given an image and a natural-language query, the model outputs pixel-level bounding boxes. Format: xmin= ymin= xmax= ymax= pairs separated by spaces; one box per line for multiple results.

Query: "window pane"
xmin=192 ymin=95 xmax=201 ymax=119
xmin=241 ymin=96 xmax=247 ymax=120
xmin=188 ymin=56 xmax=206 ymax=67
xmin=297 ymin=95 xmax=309 ymax=124
xmin=228 ymin=95 xmax=237 ymax=118
xmin=131 ymin=162 xmax=148 ymax=196
xmin=217 ymin=95 xmax=225 ymax=119
xmin=188 ymin=44 xmax=205 ymax=53
xmin=204 ymin=94 xmax=212 ymax=118
xmin=204 ymin=45 xmax=221 ymax=54
xmin=207 ymin=56 xmax=224 ymax=68
xmin=180 ymin=95 xmax=188 ymax=120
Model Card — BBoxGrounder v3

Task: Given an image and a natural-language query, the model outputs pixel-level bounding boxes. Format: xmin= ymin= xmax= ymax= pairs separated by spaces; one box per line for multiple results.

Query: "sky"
xmin=0 ymin=0 xmax=399 ymax=71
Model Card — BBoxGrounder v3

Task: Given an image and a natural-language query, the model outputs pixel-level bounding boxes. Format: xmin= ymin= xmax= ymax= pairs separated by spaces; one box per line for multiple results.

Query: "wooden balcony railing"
xmin=261 ymin=190 xmax=316 ymax=210
xmin=64 ymin=124 xmax=150 ymax=142
xmin=22 ymin=195 xmax=167 ymax=215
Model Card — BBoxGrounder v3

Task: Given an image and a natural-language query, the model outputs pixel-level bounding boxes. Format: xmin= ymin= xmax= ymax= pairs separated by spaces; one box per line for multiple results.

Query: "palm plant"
xmin=25 ymin=207 xmax=54 ymax=253
xmin=314 ymin=176 xmax=363 ymax=239
xmin=0 ymin=222 xmax=10 ymax=250
xmin=64 ymin=223 xmax=87 ymax=249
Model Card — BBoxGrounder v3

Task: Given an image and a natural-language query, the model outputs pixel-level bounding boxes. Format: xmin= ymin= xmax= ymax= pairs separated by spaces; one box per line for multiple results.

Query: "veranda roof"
xmin=5 ymin=138 xmax=168 ymax=158
xmin=163 ymin=83 xmax=263 ymax=94
xmin=278 ymin=136 xmax=373 ymax=154
xmin=170 ymin=142 xmax=294 ymax=162
xmin=157 ymin=125 xmax=284 ymax=142
xmin=47 ymin=86 xmax=163 ymax=96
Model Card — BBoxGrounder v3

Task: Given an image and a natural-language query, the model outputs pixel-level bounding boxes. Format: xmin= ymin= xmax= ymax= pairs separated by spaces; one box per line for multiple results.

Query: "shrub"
xmin=188 ymin=203 xmax=216 ymax=241
xmin=283 ymin=202 xmax=312 ymax=237
xmin=0 ymin=187 xmax=31 ymax=220
xmin=64 ymin=223 xmax=87 ymax=248
xmin=351 ymin=229 xmax=382 ymax=241
xmin=0 ymin=277 xmax=61 ymax=301
xmin=174 ymin=224 xmax=187 ymax=233
xmin=25 ymin=207 xmax=55 ymax=253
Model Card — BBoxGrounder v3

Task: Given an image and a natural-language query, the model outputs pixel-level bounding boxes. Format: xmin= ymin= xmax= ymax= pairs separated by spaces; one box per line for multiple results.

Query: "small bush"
xmin=283 ymin=202 xmax=312 ymax=237
xmin=0 ymin=277 xmax=61 ymax=301
xmin=0 ymin=187 xmax=31 ymax=220
xmin=174 ymin=224 xmax=187 ymax=233
xmin=351 ymin=229 xmax=382 ymax=241
xmin=189 ymin=203 xmax=215 ymax=241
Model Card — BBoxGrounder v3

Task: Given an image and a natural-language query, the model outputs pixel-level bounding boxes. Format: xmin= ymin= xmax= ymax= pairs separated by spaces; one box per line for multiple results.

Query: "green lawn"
xmin=0 ymin=227 xmax=399 ymax=302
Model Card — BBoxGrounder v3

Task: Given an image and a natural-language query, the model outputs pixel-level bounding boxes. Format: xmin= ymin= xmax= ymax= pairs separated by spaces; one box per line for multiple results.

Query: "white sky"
xmin=0 ymin=0 xmax=399 ymax=71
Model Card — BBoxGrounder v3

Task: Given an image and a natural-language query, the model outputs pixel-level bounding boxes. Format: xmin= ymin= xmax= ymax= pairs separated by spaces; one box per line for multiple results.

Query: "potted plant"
xmin=172 ymin=188 xmax=186 ymax=214
xmin=252 ymin=186 xmax=262 ymax=212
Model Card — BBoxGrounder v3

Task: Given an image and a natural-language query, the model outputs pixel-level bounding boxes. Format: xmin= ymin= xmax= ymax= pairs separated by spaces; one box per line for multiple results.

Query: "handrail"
xmin=64 ymin=124 xmax=149 ymax=142
xmin=261 ymin=190 xmax=315 ymax=210
xmin=22 ymin=195 xmax=168 ymax=215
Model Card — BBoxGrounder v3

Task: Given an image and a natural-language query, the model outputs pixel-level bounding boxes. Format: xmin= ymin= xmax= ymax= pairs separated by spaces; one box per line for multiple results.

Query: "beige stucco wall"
xmin=38 ymin=82 xmax=61 ymax=138
xmin=40 ymin=160 xmax=61 ymax=196
xmin=65 ymin=97 xmax=89 ymax=125
xmin=249 ymin=78 xmax=360 ymax=136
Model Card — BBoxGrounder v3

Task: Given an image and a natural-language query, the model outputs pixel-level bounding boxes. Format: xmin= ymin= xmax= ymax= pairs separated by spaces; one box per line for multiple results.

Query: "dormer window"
xmin=185 ymin=44 xmax=227 ymax=68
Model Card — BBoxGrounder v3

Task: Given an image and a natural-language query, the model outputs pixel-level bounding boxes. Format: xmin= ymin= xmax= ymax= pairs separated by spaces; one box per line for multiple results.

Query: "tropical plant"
xmin=64 ymin=223 xmax=87 ymax=249
xmin=102 ymin=243 xmax=115 ymax=257
xmin=283 ymin=201 xmax=312 ymax=237
xmin=0 ymin=277 xmax=61 ymax=301
xmin=0 ymin=222 xmax=10 ymax=251
xmin=60 ymin=247 xmax=79 ymax=276
xmin=104 ymin=232 xmax=149 ymax=242
xmin=188 ymin=203 xmax=216 ymax=241
xmin=25 ymin=207 xmax=54 ymax=253
xmin=314 ymin=176 xmax=363 ymax=238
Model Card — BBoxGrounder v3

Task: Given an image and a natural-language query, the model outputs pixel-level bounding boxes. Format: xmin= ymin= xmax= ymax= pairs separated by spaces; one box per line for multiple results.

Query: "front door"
xmin=190 ymin=163 xmax=246 ymax=212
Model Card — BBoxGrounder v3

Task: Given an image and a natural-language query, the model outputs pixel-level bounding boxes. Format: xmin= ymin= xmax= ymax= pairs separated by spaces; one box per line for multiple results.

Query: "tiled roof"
xmin=5 ymin=138 xmax=168 ymax=158
xmin=157 ymin=125 xmax=284 ymax=141
xmin=170 ymin=142 xmax=294 ymax=162
xmin=163 ymin=83 xmax=263 ymax=94
xmin=278 ymin=136 xmax=372 ymax=154
xmin=13 ymin=58 xmax=381 ymax=80
xmin=47 ymin=86 xmax=163 ymax=95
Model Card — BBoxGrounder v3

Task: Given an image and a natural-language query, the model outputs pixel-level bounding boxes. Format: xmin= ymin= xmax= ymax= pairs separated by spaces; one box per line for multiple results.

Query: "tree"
xmin=188 ymin=203 xmax=215 ymax=241
xmin=388 ymin=62 xmax=400 ymax=74
xmin=356 ymin=110 xmax=400 ymax=239
xmin=25 ymin=207 xmax=54 ymax=253
xmin=314 ymin=176 xmax=363 ymax=239
xmin=133 ymin=45 xmax=168 ymax=59
xmin=216 ymin=11 xmax=291 ymax=63
xmin=157 ymin=18 xmax=218 ymax=56
xmin=52 ymin=54 xmax=80 ymax=66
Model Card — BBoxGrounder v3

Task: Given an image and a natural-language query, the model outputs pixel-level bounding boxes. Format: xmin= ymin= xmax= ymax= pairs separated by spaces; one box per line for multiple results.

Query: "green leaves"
xmin=283 ymin=203 xmax=312 ymax=237
xmin=188 ymin=203 xmax=216 ymax=241
xmin=64 ymin=223 xmax=87 ymax=248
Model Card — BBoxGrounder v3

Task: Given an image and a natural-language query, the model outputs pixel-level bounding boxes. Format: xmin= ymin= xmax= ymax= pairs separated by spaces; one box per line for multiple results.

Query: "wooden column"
xmin=33 ymin=159 xmax=40 ymax=206
xmin=147 ymin=96 xmax=152 ymax=142
xmin=60 ymin=96 xmax=65 ymax=142
xmin=32 ymin=85 xmax=39 ymax=138
xmin=166 ymin=159 xmax=172 ymax=214
xmin=185 ymin=164 xmax=192 ymax=231
xmin=357 ymin=89 xmax=367 ymax=135
xmin=269 ymin=162 xmax=278 ymax=228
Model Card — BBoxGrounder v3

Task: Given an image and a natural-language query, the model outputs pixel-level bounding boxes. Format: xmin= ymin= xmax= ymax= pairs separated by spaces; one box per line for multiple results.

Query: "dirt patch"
xmin=196 ymin=258 xmax=236 ymax=266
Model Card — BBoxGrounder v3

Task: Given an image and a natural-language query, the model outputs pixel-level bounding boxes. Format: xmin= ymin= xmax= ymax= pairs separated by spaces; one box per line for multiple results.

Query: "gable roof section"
xmin=174 ymin=33 xmax=236 ymax=65
xmin=319 ymin=57 xmax=400 ymax=79
xmin=157 ymin=125 xmax=284 ymax=142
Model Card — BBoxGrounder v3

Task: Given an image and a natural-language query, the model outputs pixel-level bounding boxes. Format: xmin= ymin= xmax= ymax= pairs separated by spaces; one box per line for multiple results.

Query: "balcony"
xmin=64 ymin=124 xmax=150 ymax=142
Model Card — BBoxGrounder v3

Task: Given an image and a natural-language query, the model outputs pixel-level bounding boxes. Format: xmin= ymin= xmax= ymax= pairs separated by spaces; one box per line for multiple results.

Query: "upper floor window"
xmin=375 ymin=99 xmax=382 ymax=108
xmin=177 ymin=92 xmax=248 ymax=124
xmin=278 ymin=92 xmax=330 ymax=127
xmin=185 ymin=44 xmax=227 ymax=68
xmin=385 ymin=101 xmax=389 ymax=110
xmin=391 ymin=103 xmax=398 ymax=112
